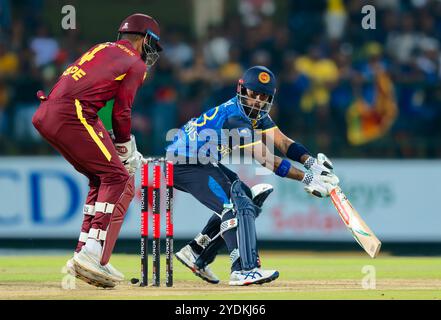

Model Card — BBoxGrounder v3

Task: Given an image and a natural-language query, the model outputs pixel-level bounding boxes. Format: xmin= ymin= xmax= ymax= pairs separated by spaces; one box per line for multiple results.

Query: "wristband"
xmin=275 ymin=159 xmax=291 ymax=177
xmin=286 ymin=142 xmax=311 ymax=163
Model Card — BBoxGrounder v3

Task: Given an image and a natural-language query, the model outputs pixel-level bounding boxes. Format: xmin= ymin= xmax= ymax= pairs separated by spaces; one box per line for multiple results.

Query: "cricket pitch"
xmin=0 ymin=252 xmax=440 ymax=300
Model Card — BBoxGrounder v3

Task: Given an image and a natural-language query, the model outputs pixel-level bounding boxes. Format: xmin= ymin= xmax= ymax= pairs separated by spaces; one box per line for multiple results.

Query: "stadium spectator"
xmin=1 ymin=0 xmax=439 ymax=158
xmin=163 ymin=28 xmax=194 ymax=68
xmin=29 ymin=24 xmax=59 ymax=67
xmin=294 ymin=45 xmax=339 ymax=113
xmin=0 ymin=79 xmax=9 ymax=135
xmin=238 ymin=0 xmax=276 ymax=27
xmin=203 ymin=24 xmax=231 ymax=68
xmin=0 ymin=39 xmax=18 ymax=79
xmin=0 ymin=0 xmax=11 ymax=34
xmin=385 ymin=13 xmax=420 ymax=64
xmin=324 ymin=0 xmax=347 ymax=40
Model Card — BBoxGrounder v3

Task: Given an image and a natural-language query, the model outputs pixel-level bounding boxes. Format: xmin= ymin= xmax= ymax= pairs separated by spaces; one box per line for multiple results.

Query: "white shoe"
xmin=229 ymin=268 xmax=279 ymax=286
xmin=102 ymin=262 xmax=124 ymax=282
xmin=175 ymin=245 xmax=198 ymax=271
xmin=73 ymin=247 xmax=117 ymax=288
xmin=68 ymin=252 xmax=114 ymax=288
xmin=175 ymin=245 xmax=220 ymax=284
xmin=194 ymin=265 xmax=220 ymax=284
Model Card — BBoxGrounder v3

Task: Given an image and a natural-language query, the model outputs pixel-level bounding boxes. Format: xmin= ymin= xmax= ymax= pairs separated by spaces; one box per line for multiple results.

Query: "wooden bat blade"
xmin=330 ymin=187 xmax=381 ymax=258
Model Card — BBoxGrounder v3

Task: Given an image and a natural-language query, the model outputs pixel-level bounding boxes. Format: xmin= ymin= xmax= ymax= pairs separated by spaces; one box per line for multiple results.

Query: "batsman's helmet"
xmin=237 ymin=66 xmax=277 ymax=121
xmin=118 ymin=13 xmax=162 ymax=67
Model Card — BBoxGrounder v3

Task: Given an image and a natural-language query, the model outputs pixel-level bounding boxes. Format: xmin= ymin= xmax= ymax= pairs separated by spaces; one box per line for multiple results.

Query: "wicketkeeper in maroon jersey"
xmin=32 ymin=13 xmax=162 ymax=288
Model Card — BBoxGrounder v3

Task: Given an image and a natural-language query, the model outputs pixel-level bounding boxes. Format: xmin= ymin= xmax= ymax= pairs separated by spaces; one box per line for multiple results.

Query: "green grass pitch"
xmin=0 ymin=252 xmax=440 ymax=300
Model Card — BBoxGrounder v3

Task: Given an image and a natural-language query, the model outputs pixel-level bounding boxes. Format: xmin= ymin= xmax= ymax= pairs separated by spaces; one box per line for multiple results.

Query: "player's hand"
xmin=114 ymin=135 xmax=142 ymax=175
xmin=304 ymin=153 xmax=334 ymax=176
xmin=123 ymin=151 xmax=144 ymax=175
xmin=302 ymin=172 xmax=339 ymax=198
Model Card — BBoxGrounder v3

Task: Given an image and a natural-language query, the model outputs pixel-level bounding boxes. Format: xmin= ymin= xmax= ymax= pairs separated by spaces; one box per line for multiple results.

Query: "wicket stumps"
xmin=152 ymin=162 xmax=160 ymax=286
xmin=140 ymin=158 xmax=174 ymax=287
xmin=165 ymin=161 xmax=174 ymax=287
xmin=140 ymin=161 xmax=149 ymax=286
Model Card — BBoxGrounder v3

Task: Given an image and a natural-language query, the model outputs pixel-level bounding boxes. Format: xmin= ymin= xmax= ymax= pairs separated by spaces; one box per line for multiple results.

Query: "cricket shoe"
xmin=175 ymin=245 xmax=220 ymax=284
xmin=194 ymin=265 xmax=220 ymax=284
xmin=65 ymin=252 xmax=104 ymax=286
xmin=102 ymin=262 xmax=124 ymax=282
xmin=229 ymin=268 xmax=279 ymax=286
xmin=73 ymin=247 xmax=119 ymax=288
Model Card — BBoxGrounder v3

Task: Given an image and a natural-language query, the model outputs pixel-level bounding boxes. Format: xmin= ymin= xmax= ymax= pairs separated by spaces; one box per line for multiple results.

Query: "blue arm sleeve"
xmin=286 ymin=142 xmax=311 ymax=163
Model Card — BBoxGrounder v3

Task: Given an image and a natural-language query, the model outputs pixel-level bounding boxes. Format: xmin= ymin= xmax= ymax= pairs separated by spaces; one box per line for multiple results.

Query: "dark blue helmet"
xmin=237 ymin=66 xmax=277 ymax=120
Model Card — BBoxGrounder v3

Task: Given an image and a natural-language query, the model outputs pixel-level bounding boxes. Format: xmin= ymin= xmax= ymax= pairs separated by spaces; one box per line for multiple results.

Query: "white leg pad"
xmin=83 ymin=205 xmax=96 ymax=216
xmin=95 ymin=202 xmax=115 ymax=214
xmin=220 ymin=218 xmax=238 ymax=235
xmin=230 ymin=248 xmax=240 ymax=264
xmin=79 ymin=232 xmax=89 ymax=243
xmin=88 ymin=228 xmax=107 ymax=241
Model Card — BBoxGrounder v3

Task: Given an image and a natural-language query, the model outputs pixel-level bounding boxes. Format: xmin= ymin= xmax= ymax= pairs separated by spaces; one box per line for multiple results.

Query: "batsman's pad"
xmin=250 ymin=183 xmax=273 ymax=209
xmin=195 ymin=183 xmax=274 ymax=269
xmin=230 ymin=180 xmax=260 ymax=271
xmin=219 ymin=207 xmax=240 ymax=267
xmin=100 ymin=175 xmax=135 ymax=265
xmin=197 ymin=205 xmax=235 ymax=268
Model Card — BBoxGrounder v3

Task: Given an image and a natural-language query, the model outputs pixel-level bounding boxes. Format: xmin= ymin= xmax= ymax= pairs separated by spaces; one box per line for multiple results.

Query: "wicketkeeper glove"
xmin=114 ymin=135 xmax=146 ymax=175
xmin=304 ymin=153 xmax=334 ymax=176
xmin=302 ymin=171 xmax=340 ymax=198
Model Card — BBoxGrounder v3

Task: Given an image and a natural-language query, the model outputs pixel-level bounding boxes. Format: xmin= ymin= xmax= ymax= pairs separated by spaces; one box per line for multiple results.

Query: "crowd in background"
xmin=0 ymin=0 xmax=440 ymax=158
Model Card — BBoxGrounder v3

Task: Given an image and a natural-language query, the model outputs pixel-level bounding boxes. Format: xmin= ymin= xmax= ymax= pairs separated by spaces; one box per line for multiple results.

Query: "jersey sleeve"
xmin=112 ymin=60 xmax=146 ymax=143
xmin=257 ymin=115 xmax=277 ymax=132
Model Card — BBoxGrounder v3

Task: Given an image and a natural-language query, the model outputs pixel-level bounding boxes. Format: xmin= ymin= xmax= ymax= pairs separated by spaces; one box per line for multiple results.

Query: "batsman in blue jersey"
xmin=166 ymin=66 xmax=340 ymax=286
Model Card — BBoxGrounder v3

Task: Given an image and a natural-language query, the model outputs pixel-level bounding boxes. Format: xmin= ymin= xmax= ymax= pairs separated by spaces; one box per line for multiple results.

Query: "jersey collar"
xmin=116 ymin=39 xmax=141 ymax=57
xmin=233 ymin=96 xmax=258 ymax=128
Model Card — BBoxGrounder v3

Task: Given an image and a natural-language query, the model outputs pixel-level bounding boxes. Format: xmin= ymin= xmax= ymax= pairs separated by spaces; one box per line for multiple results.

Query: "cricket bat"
xmin=330 ymin=186 xmax=381 ymax=258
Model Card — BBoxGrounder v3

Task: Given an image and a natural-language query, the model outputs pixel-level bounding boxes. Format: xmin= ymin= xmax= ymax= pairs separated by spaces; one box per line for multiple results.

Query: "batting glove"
xmin=114 ymin=135 xmax=144 ymax=175
xmin=302 ymin=171 xmax=340 ymax=198
xmin=304 ymin=153 xmax=335 ymax=176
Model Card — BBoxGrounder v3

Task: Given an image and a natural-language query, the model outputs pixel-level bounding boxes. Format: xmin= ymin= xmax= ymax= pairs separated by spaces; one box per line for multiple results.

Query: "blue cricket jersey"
xmin=166 ymin=97 xmax=277 ymax=162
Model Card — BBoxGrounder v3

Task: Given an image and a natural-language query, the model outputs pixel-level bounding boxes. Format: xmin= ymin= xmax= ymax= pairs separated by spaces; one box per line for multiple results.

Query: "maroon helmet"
xmin=118 ymin=13 xmax=162 ymax=66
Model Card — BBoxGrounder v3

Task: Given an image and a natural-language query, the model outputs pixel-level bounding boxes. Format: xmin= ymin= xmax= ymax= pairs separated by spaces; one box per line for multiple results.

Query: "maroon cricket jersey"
xmin=47 ymin=39 xmax=147 ymax=143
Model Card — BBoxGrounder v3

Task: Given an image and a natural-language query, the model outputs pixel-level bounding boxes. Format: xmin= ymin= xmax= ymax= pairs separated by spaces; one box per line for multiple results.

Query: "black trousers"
xmin=173 ymin=162 xmax=239 ymax=214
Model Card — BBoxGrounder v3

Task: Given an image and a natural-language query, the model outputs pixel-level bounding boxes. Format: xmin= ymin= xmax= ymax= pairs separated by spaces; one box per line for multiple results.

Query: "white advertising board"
xmin=0 ymin=157 xmax=440 ymax=242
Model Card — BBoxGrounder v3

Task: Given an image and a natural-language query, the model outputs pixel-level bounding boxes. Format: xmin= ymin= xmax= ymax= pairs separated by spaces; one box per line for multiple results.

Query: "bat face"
xmin=330 ymin=187 xmax=381 ymax=258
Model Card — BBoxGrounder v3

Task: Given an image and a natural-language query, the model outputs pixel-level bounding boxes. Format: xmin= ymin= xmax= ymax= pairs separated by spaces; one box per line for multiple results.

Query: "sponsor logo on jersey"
xmin=217 ymin=144 xmax=232 ymax=158
xmin=237 ymin=128 xmax=252 ymax=137
xmin=184 ymin=121 xmax=198 ymax=141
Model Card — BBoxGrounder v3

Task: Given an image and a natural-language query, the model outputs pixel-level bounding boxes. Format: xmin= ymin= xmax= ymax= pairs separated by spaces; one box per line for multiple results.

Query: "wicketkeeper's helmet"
xmin=118 ymin=13 xmax=162 ymax=67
